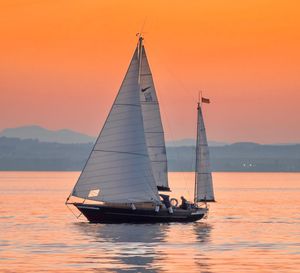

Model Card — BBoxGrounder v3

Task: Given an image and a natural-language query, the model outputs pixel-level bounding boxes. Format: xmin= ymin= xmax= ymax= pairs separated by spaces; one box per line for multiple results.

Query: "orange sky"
xmin=0 ymin=0 xmax=299 ymax=143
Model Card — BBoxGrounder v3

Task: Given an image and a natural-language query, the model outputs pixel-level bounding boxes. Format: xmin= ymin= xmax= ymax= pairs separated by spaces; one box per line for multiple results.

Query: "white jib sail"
xmin=71 ymin=47 xmax=160 ymax=204
xmin=195 ymin=105 xmax=215 ymax=202
xmin=139 ymin=45 xmax=169 ymax=190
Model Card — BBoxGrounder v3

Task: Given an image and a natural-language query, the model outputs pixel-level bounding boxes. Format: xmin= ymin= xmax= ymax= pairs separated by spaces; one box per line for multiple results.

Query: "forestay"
xmin=139 ymin=45 xmax=170 ymax=191
xmin=72 ymin=47 xmax=160 ymax=204
xmin=195 ymin=105 xmax=215 ymax=202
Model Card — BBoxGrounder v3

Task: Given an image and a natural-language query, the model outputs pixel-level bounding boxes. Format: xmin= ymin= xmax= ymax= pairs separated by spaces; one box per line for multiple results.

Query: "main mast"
xmin=137 ymin=34 xmax=143 ymax=84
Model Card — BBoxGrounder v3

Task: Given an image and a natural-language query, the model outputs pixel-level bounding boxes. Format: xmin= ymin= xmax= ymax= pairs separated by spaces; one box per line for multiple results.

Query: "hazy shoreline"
xmin=1 ymin=137 xmax=300 ymax=172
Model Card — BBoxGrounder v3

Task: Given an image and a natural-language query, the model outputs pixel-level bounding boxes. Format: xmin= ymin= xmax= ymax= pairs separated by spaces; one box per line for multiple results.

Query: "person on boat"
xmin=160 ymin=194 xmax=170 ymax=208
xmin=180 ymin=196 xmax=189 ymax=210
xmin=160 ymin=194 xmax=173 ymax=214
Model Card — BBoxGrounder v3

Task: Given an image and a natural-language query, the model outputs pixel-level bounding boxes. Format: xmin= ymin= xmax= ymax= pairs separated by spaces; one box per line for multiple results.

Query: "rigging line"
xmin=153 ymin=84 xmax=192 ymax=201
xmin=144 ymin=37 xmax=194 ymax=199
xmin=146 ymin=43 xmax=197 ymax=103
xmin=143 ymin=53 xmax=191 ymax=200
xmin=140 ymin=16 xmax=148 ymax=35
xmin=65 ymin=202 xmax=82 ymax=219
xmin=146 ymin=46 xmax=201 ymax=201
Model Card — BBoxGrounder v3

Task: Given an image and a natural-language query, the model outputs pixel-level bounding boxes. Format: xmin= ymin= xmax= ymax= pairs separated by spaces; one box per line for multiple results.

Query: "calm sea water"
xmin=0 ymin=172 xmax=299 ymax=273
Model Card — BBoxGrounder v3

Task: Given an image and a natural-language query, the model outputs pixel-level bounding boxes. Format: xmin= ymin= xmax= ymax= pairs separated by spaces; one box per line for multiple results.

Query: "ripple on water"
xmin=0 ymin=172 xmax=300 ymax=272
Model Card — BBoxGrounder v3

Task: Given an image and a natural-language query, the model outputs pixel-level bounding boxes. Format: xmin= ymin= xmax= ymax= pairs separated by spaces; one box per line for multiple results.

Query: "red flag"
xmin=201 ymin=97 xmax=210 ymax=104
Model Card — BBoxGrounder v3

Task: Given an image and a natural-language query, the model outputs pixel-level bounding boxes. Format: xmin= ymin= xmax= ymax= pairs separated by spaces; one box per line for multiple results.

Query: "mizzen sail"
xmin=71 ymin=44 xmax=160 ymax=204
xmin=195 ymin=103 xmax=215 ymax=202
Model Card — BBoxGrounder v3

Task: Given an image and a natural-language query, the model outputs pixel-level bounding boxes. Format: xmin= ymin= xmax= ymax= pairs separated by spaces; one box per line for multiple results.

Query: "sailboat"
xmin=66 ymin=35 xmax=215 ymax=223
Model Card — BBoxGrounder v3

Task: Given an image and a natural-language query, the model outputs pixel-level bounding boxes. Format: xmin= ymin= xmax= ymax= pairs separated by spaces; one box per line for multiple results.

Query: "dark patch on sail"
xmin=141 ymin=86 xmax=153 ymax=101
xmin=141 ymin=86 xmax=151 ymax=92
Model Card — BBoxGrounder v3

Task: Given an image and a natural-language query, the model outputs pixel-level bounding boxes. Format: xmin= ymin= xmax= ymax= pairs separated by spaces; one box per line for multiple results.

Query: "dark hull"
xmin=74 ymin=204 xmax=206 ymax=223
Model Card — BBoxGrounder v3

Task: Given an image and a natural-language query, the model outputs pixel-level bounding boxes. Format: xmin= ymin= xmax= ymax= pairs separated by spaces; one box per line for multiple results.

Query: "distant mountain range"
xmin=0 ymin=137 xmax=299 ymax=171
xmin=0 ymin=126 xmax=95 ymax=144
xmin=0 ymin=125 xmax=226 ymax=146
xmin=1 ymin=126 xmax=299 ymax=172
xmin=167 ymin=138 xmax=228 ymax=147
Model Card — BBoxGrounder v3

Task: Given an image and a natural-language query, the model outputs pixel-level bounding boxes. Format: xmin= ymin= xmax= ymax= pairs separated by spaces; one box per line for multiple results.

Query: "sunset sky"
xmin=0 ymin=0 xmax=299 ymax=143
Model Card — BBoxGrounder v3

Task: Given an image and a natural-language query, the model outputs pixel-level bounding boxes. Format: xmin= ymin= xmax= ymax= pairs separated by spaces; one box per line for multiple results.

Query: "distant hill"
xmin=0 ymin=126 xmax=95 ymax=144
xmin=0 ymin=137 xmax=91 ymax=171
xmin=166 ymin=138 xmax=228 ymax=147
xmin=0 ymin=137 xmax=299 ymax=172
xmin=0 ymin=126 xmax=227 ymax=146
xmin=167 ymin=142 xmax=300 ymax=172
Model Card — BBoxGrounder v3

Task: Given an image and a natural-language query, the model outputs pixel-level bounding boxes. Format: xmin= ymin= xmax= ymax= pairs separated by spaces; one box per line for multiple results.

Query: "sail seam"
xmin=140 ymin=102 xmax=159 ymax=105
xmin=151 ymin=160 xmax=167 ymax=162
xmin=114 ymin=103 xmax=140 ymax=107
xmin=94 ymin=143 xmax=147 ymax=151
xmin=88 ymin=153 xmax=141 ymax=162
xmin=84 ymin=157 xmax=145 ymax=170
xmin=81 ymin=167 xmax=153 ymax=180
xmin=79 ymin=181 xmax=156 ymax=195
xmin=84 ymin=189 xmax=155 ymax=199
xmin=93 ymin=149 xmax=147 ymax=157
xmin=80 ymin=164 xmax=152 ymax=178
xmin=78 ymin=180 xmax=153 ymax=191
xmin=148 ymin=145 xmax=166 ymax=148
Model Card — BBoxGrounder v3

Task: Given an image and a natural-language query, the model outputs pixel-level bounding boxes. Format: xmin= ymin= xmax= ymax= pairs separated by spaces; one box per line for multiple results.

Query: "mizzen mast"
xmin=194 ymin=93 xmax=215 ymax=203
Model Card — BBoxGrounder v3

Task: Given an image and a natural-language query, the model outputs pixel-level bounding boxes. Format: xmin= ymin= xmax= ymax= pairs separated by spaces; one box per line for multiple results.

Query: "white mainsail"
xmin=139 ymin=45 xmax=170 ymax=191
xmin=71 ymin=43 xmax=160 ymax=204
xmin=195 ymin=103 xmax=215 ymax=202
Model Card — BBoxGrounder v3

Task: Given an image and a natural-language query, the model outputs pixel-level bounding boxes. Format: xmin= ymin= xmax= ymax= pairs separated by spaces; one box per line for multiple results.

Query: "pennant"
xmin=201 ymin=97 xmax=210 ymax=104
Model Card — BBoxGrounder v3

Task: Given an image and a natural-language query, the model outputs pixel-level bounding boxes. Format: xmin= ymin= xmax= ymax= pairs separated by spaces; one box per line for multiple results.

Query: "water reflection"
xmin=193 ymin=223 xmax=213 ymax=273
xmin=74 ymin=222 xmax=212 ymax=273
xmin=194 ymin=222 xmax=213 ymax=243
xmin=2 ymin=172 xmax=299 ymax=272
